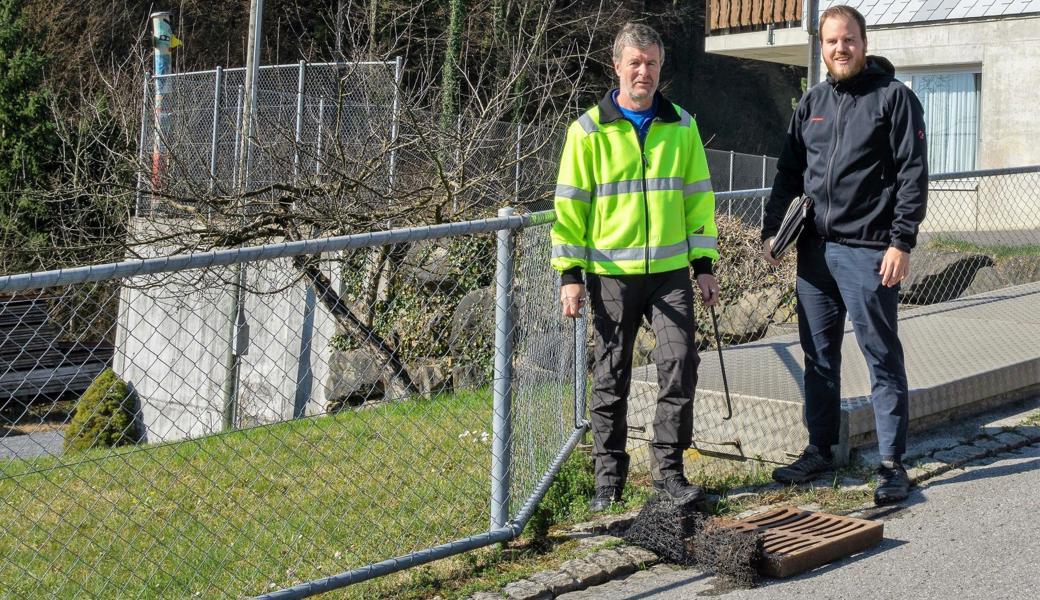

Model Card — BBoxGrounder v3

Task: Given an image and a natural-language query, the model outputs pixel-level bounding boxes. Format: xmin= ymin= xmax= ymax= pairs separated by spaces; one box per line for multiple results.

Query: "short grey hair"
xmin=612 ymin=22 xmax=664 ymax=64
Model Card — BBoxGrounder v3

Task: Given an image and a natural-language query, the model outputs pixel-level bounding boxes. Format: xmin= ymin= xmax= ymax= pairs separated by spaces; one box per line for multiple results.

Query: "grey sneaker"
xmin=652 ymin=475 xmax=705 ymax=502
xmin=589 ymin=486 xmax=622 ymax=513
xmin=772 ymin=445 xmax=834 ymax=484
xmin=874 ymin=461 xmax=910 ymax=506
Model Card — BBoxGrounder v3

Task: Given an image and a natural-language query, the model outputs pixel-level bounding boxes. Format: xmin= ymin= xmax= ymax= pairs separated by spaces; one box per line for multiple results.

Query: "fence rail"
xmin=3 ymin=166 xmax=1039 ymax=597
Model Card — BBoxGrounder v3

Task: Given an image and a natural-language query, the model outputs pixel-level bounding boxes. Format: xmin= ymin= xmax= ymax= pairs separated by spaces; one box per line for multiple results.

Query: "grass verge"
xmin=1 ymin=389 xmax=500 ymax=599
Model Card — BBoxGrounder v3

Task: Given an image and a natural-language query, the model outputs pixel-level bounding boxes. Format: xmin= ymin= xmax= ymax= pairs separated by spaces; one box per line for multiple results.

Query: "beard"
xmin=827 ymin=53 xmax=867 ymax=81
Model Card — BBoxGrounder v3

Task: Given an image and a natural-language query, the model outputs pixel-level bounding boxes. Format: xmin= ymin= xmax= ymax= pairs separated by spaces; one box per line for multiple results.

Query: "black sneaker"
xmin=652 ymin=475 xmax=705 ymax=502
xmin=589 ymin=486 xmax=622 ymax=513
xmin=772 ymin=445 xmax=834 ymax=484
xmin=874 ymin=461 xmax=910 ymax=506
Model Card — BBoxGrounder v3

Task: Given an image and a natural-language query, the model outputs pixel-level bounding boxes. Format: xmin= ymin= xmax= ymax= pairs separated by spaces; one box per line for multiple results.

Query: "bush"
xmin=64 ymin=368 xmax=140 ymax=452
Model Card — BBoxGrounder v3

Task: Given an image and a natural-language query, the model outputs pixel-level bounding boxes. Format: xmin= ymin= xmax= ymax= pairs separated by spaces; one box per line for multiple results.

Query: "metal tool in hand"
xmin=708 ymin=305 xmax=733 ymax=420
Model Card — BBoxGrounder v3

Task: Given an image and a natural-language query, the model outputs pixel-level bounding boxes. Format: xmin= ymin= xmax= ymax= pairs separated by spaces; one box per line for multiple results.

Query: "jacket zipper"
xmin=824 ymin=90 xmax=847 ymax=238
xmin=640 ymin=127 xmax=651 ymax=274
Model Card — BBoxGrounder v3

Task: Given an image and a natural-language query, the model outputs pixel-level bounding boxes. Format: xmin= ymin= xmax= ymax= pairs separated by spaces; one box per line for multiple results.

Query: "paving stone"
xmin=971 ymin=437 xmax=1006 ymax=451
xmin=573 ymin=534 xmax=619 ymax=550
xmin=527 ymin=570 xmax=580 ymax=596
xmin=1014 ymin=425 xmax=1040 ymax=440
xmin=501 ymin=579 xmax=551 ymax=600
xmin=469 ymin=593 xmax=504 ymax=600
xmin=587 ymin=548 xmax=636 ymax=578
xmin=906 ymin=467 xmax=931 ymax=484
xmin=566 ymin=511 xmax=638 ymax=535
xmin=840 ymin=477 xmax=866 ymax=487
xmin=932 ymin=445 xmax=986 ymax=465
xmin=558 ymin=557 xmax=610 ymax=588
xmin=614 ymin=544 xmax=658 ymax=565
xmin=842 ymin=483 xmax=872 ymax=493
xmin=994 ymin=431 xmax=1029 ymax=448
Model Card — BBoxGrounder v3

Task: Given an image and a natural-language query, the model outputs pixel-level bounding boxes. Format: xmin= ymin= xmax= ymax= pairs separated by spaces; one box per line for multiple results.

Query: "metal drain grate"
xmin=720 ymin=507 xmax=884 ymax=577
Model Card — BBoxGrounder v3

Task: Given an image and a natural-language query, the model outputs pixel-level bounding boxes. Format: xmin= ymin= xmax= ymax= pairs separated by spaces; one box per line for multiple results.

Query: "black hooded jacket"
xmin=763 ymin=56 xmax=928 ymax=253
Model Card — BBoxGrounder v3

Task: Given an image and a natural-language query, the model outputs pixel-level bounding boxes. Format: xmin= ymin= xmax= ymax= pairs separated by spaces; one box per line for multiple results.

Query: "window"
xmin=898 ymin=70 xmax=981 ymax=175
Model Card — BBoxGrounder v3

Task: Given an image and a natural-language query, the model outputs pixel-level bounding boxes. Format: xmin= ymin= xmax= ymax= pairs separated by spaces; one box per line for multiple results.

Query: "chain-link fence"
xmin=139 ymin=61 xmax=773 ymax=223
xmin=6 ymin=111 xmax=1037 ymax=597
xmin=634 ymin=165 xmax=1040 ymax=467
xmin=0 ymin=211 xmax=587 ymax=599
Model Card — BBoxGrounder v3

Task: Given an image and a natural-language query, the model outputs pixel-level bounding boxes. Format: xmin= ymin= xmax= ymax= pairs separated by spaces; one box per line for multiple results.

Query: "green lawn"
xmin=1 ymin=390 xmax=499 ymax=599
xmin=927 ymin=235 xmax=1040 ymax=259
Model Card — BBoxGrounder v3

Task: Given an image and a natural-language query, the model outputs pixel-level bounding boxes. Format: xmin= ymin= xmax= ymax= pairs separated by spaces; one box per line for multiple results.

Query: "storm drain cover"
xmin=720 ymin=507 xmax=884 ymax=578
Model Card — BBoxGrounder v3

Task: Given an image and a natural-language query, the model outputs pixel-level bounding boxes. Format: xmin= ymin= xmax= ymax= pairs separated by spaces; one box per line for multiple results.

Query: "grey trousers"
xmin=586 ymin=268 xmax=699 ymax=488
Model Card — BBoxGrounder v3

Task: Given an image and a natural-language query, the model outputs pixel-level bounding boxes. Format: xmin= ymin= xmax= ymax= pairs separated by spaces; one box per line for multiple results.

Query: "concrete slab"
xmin=626 ymin=282 xmax=1040 ymax=465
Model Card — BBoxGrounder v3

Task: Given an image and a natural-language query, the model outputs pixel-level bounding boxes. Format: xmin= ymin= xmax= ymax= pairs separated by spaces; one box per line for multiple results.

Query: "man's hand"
xmin=560 ymin=283 xmax=585 ymax=318
xmin=762 ymin=237 xmax=780 ymax=266
xmin=695 ymin=274 xmax=720 ymax=307
xmin=879 ymin=247 xmax=910 ymax=287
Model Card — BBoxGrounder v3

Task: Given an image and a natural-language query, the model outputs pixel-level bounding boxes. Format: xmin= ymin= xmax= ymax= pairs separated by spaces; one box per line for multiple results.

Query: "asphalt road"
xmin=560 ymin=443 xmax=1040 ymax=600
xmin=0 ymin=430 xmax=63 ymax=460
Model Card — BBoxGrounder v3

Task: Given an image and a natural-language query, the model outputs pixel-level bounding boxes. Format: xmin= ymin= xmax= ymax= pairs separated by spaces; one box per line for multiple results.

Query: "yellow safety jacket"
xmin=551 ymin=91 xmax=718 ymax=280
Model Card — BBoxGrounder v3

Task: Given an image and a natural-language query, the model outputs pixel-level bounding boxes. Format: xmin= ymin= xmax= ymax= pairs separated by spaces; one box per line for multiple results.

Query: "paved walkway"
xmin=630 ymin=281 xmax=1040 ymax=462
xmin=558 ymin=441 xmax=1040 ymax=600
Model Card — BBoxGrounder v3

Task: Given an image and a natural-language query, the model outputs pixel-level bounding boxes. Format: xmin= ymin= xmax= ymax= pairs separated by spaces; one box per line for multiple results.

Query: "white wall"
xmin=867 ymin=16 xmax=1040 ymax=170
xmin=113 ymin=219 xmax=337 ymax=443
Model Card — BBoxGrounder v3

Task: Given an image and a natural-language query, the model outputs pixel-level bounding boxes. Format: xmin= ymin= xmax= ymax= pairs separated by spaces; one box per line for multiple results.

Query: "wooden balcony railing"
xmin=707 ymin=0 xmax=803 ymax=32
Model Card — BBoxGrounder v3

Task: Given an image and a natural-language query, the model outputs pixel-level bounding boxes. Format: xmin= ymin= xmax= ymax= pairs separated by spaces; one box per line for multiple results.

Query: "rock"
xmin=449 ymin=287 xmax=495 ymax=379
xmin=403 ymin=241 xmax=456 ymax=291
xmin=452 ymin=363 xmax=486 ymax=391
xmin=406 ymin=357 xmax=453 ymax=396
xmin=468 ymin=593 xmax=504 ymax=600
xmin=715 ymin=288 xmax=783 ymax=343
xmin=324 ymin=350 xmax=386 ymax=411
xmin=962 ymin=266 xmax=1004 ymax=297
xmin=900 ymin=251 xmax=993 ymax=304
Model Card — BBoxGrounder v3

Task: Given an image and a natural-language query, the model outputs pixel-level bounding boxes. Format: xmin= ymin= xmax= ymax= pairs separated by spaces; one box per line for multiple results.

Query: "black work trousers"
xmin=586 ymin=268 xmax=699 ymax=489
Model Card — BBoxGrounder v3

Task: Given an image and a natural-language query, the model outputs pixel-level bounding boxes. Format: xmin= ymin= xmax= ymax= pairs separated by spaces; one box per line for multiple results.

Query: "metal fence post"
xmin=209 ymin=66 xmax=224 ymax=195
xmin=515 ymin=123 xmax=523 ymax=204
xmin=292 ymin=61 xmax=306 ymax=180
xmin=573 ymin=311 xmax=588 ymax=429
xmin=491 ymin=207 xmax=515 ymax=530
xmin=728 ymin=150 xmax=735 ymax=217
xmin=388 ymin=56 xmax=402 ymax=197
xmin=135 ymin=73 xmax=150 ymax=216
xmin=761 ymin=154 xmax=768 ymax=228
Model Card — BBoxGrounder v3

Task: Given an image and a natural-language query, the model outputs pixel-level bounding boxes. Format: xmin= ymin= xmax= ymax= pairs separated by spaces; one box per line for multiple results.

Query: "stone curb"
xmin=469 ymin=422 xmax=1040 ymax=599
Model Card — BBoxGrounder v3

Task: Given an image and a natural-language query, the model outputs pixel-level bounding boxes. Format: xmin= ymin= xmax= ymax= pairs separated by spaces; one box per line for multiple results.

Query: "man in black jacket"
xmin=761 ymin=4 xmax=927 ymax=506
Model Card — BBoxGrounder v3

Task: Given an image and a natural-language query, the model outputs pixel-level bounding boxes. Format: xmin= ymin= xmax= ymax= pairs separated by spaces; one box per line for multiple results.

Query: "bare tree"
xmin=12 ymin=0 xmax=622 ymax=400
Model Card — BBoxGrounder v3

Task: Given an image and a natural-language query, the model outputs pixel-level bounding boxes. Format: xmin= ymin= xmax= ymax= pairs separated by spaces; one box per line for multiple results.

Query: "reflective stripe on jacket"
xmin=550 ymin=90 xmax=718 ymax=277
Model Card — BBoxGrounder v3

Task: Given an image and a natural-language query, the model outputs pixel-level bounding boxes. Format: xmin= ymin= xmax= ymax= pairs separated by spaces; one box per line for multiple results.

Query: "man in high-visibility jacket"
xmin=551 ymin=22 xmax=720 ymax=512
